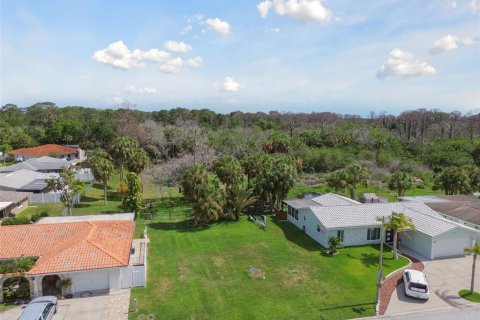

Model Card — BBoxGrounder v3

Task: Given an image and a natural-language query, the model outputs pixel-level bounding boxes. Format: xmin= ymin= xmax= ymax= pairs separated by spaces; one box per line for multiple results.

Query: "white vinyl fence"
xmin=29 ymin=193 xmax=80 ymax=204
xmin=75 ymin=171 xmax=94 ymax=182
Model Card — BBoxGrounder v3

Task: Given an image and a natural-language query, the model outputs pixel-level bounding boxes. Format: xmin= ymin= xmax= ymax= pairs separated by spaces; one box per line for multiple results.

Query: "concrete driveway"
xmin=386 ymin=256 xmax=480 ymax=315
xmin=0 ymin=289 xmax=130 ymax=320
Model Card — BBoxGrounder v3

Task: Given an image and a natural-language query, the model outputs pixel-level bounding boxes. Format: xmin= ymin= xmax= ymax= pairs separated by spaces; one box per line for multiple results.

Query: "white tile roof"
xmin=310 ymin=202 xmax=473 ymax=237
xmin=0 ymin=169 xmax=58 ymax=190
xmin=311 ymin=193 xmax=361 ymax=206
xmin=0 ymin=156 xmax=69 ymax=173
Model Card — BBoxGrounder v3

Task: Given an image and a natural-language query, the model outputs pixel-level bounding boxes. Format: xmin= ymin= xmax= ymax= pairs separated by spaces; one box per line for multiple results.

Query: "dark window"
xmin=42 ymin=303 xmax=53 ymax=318
xmin=317 ymin=225 xmax=321 ymax=232
xmin=408 ymin=282 xmax=428 ymax=293
xmin=367 ymin=228 xmax=380 ymax=240
xmin=337 ymin=230 xmax=344 ymax=242
xmin=294 ymin=209 xmax=298 ymax=220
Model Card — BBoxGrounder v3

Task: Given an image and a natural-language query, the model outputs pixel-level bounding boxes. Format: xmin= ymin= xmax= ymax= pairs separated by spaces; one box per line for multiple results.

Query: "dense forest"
xmin=1 ymin=102 xmax=479 ymax=221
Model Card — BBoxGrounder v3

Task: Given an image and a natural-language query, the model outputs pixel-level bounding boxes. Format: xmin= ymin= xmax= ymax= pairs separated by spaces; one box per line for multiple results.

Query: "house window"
xmin=337 ymin=230 xmax=344 ymax=242
xmin=17 ymin=202 xmax=23 ymax=208
xmin=288 ymin=206 xmax=292 ymax=216
xmin=317 ymin=225 xmax=321 ymax=232
xmin=294 ymin=209 xmax=298 ymax=220
xmin=367 ymin=228 xmax=381 ymax=240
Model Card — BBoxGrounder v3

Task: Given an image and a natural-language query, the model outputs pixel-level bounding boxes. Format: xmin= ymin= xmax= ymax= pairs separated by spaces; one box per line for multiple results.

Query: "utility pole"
xmin=376 ymin=216 xmax=385 ymax=313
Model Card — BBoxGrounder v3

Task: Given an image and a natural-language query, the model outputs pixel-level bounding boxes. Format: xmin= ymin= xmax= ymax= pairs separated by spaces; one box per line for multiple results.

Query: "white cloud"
xmin=164 ymin=40 xmax=192 ymax=53
xmin=180 ymin=25 xmax=192 ymax=35
xmin=430 ymin=34 xmax=458 ymax=54
xmin=206 ymin=18 xmax=231 ymax=35
xmin=429 ymin=34 xmax=477 ymax=54
xmin=159 ymin=58 xmax=184 ymax=73
xmin=257 ymin=0 xmax=331 ymax=23
xmin=214 ymin=77 xmax=245 ymax=92
xmin=377 ymin=48 xmax=436 ymax=79
xmin=266 ymin=27 xmax=281 ymax=33
xmin=124 ymin=85 xmax=157 ymax=94
xmin=462 ymin=37 xmax=476 ymax=45
xmin=186 ymin=56 xmax=203 ymax=68
xmin=471 ymin=0 xmax=478 ymax=13
xmin=140 ymin=49 xmax=170 ymax=62
xmin=92 ymin=41 xmax=170 ymax=70
xmin=449 ymin=0 xmax=457 ymax=9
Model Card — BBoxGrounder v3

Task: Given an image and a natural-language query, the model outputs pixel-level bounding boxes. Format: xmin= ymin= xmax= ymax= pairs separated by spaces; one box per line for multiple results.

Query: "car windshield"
xmin=409 ymin=282 xmax=428 ymax=293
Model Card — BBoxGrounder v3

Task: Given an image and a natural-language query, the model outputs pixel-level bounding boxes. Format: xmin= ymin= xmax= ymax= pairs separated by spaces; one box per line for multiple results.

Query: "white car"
xmin=403 ymin=269 xmax=429 ymax=300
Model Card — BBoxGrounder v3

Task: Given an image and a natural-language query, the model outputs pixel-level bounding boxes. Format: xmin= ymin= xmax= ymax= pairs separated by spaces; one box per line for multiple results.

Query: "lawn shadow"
xmin=319 ymin=302 xmax=374 ymax=317
xmin=80 ymin=196 xmax=100 ymax=203
xmin=272 ymin=217 xmax=322 ymax=252
xmin=148 ymin=220 xmax=210 ymax=233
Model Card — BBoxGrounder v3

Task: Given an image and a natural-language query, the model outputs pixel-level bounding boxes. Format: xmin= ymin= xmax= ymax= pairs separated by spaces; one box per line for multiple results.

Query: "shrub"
xmin=1 ymin=216 xmax=30 ymax=226
xmin=31 ymin=211 xmax=49 ymax=222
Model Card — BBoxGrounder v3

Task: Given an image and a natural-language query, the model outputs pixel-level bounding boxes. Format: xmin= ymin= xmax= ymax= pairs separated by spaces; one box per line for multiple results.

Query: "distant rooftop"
xmin=0 ymin=156 xmax=69 ymax=173
xmin=10 ymin=144 xmax=79 ymax=158
xmin=284 ymin=193 xmax=361 ymax=209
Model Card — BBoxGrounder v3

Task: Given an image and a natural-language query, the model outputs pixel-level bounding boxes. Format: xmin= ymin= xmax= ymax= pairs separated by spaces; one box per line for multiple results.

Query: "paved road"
xmin=377 ymin=305 xmax=480 ymax=320
xmin=386 ymin=256 xmax=480 ymax=315
xmin=0 ymin=289 xmax=129 ymax=320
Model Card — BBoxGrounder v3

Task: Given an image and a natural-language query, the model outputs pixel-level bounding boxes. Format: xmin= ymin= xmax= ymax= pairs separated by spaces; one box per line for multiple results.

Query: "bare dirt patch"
xmin=280 ymin=266 xmax=309 ymax=286
xmin=155 ymin=277 xmax=172 ymax=297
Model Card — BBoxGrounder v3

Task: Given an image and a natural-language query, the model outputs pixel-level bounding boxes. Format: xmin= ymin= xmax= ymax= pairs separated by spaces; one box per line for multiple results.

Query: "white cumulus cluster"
xmin=124 ymin=85 xmax=157 ymax=94
xmin=93 ymin=41 xmax=203 ymax=74
xmin=257 ymin=0 xmax=331 ymax=23
xmin=206 ymin=18 xmax=231 ymax=35
xmin=214 ymin=77 xmax=245 ymax=92
xmin=429 ymin=34 xmax=477 ymax=54
xmin=377 ymin=48 xmax=436 ymax=79
xmin=164 ymin=40 xmax=192 ymax=53
xmin=92 ymin=41 xmax=170 ymax=70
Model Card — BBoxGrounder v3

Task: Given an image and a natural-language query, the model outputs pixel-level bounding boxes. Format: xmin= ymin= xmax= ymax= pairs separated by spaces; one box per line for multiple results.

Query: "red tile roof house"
xmin=9 ymin=144 xmax=86 ymax=162
xmin=0 ymin=219 xmax=147 ymax=303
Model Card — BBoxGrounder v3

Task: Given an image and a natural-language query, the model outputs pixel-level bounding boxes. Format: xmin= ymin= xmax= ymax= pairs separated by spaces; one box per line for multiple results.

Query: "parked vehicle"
xmin=18 ymin=296 xmax=58 ymax=320
xmin=403 ymin=269 xmax=429 ymax=300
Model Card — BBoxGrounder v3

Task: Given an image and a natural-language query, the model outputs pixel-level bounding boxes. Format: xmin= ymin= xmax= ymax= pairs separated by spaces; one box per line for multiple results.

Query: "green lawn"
xmin=458 ymin=289 xmax=480 ymax=303
xmin=130 ymin=210 xmax=409 ymax=320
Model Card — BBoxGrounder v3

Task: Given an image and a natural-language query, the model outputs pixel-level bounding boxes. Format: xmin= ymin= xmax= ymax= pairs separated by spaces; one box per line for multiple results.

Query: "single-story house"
xmin=0 ymin=169 xmax=58 ymax=192
xmin=284 ymin=193 xmax=479 ymax=260
xmin=0 ymin=156 xmax=70 ymax=173
xmin=0 ymin=214 xmax=147 ymax=302
xmin=0 ymin=191 xmax=31 ymax=218
xmin=399 ymin=195 xmax=480 ymax=230
xmin=9 ymin=144 xmax=85 ymax=162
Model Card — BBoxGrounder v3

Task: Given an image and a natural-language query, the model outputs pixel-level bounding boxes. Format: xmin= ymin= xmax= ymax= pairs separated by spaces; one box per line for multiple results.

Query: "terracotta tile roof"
xmin=0 ymin=221 xmax=134 ymax=275
xmin=10 ymin=144 xmax=78 ymax=158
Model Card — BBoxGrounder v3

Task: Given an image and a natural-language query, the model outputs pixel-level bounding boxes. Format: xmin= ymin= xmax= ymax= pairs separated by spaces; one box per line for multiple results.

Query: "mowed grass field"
xmin=131 ymin=207 xmax=408 ymax=320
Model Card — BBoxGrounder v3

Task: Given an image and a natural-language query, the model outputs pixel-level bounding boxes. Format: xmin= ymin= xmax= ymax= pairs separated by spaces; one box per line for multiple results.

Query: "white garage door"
xmin=433 ymin=229 xmax=473 ymax=259
xmin=72 ymin=270 xmax=110 ymax=293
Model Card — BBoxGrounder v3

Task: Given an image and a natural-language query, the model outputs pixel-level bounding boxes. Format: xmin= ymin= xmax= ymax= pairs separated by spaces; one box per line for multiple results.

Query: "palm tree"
xmin=126 ymin=147 xmax=150 ymax=175
xmin=344 ymin=164 xmax=369 ymax=200
xmin=111 ymin=137 xmax=137 ymax=181
xmin=388 ymin=170 xmax=414 ymax=197
xmin=91 ymin=156 xmax=114 ymax=205
xmin=328 ymin=236 xmax=342 ymax=255
xmin=327 ymin=169 xmax=348 ymax=193
xmin=464 ymin=243 xmax=480 ymax=294
xmin=433 ymin=166 xmax=470 ymax=195
xmin=193 ymin=176 xmax=225 ymax=225
xmin=382 ymin=211 xmax=416 ymax=260
xmin=230 ymin=184 xmax=257 ymax=221
xmin=214 ymin=155 xmax=243 ymax=189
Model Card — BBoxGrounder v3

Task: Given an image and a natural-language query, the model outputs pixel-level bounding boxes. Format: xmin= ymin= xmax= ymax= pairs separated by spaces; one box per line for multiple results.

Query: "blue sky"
xmin=1 ymin=0 xmax=479 ymax=115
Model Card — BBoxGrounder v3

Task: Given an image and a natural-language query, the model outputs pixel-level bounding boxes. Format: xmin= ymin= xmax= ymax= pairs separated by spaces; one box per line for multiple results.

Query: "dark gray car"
xmin=18 ymin=296 xmax=58 ymax=320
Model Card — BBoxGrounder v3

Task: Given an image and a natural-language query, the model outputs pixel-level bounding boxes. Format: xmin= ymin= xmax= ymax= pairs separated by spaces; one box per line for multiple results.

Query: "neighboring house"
xmin=0 ymin=191 xmax=31 ymax=218
xmin=360 ymin=193 xmax=380 ymax=203
xmin=0 ymin=215 xmax=147 ymax=302
xmin=9 ymin=144 xmax=85 ymax=161
xmin=400 ymin=195 xmax=480 ymax=230
xmin=284 ymin=193 xmax=479 ymax=260
xmin=0 ymin=156 xmax=70 ymax=173
xmin=0 ymin=169 xmax=58 ymax=192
